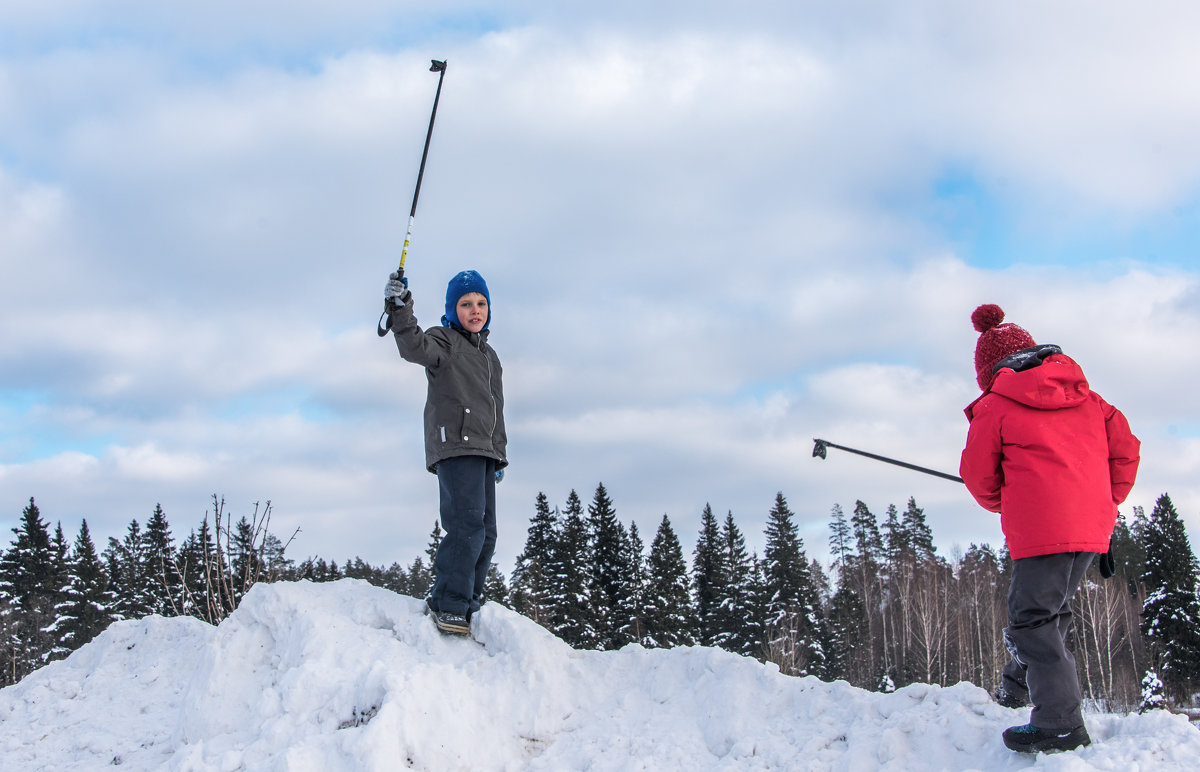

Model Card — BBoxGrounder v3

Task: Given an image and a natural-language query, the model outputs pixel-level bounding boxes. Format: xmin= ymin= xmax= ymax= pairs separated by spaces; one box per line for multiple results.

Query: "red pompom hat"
xmin=971 ymin=304 xmax=1036 ymax=390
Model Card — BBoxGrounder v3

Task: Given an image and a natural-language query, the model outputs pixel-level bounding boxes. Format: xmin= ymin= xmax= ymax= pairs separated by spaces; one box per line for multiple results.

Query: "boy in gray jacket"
xmin=385 ymin=268 xmax=508 ymax=635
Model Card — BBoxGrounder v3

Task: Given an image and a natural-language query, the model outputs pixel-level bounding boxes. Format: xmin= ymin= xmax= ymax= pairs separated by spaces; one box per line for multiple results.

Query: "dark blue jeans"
xmin=429 ymin=455 xmax=497 ymax=616
xmin=1002 ymin=551 xmax=1095 ymax=730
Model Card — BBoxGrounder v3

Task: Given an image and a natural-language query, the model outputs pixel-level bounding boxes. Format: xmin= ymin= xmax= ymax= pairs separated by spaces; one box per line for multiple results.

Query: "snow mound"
xmin=2 ymin=579 xmax=1198 ymax=770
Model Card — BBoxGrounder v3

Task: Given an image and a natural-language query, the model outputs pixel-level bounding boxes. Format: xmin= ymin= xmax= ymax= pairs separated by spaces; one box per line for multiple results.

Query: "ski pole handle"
xmin=378 ymin=215 xmax=419 ymax=336
xmin=398 ymin=215 xmax=416 ymax=275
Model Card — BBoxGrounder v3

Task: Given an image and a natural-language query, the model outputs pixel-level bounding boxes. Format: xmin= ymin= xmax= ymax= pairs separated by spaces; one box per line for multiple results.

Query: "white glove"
xmin=385 ymin=270 xmax=410 ymax=310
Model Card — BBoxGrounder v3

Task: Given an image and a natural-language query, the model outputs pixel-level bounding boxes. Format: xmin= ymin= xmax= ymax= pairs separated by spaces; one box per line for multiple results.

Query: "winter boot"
xmin=992 ymin=685 xmax=1028 ymax=709
xmin=1002 ymin=723 xmax=1090 ymax=753
xmin=433 ymin=610 xmax=470 ymax=636
xmin=425 ymin=598 xmax=471 ymax=636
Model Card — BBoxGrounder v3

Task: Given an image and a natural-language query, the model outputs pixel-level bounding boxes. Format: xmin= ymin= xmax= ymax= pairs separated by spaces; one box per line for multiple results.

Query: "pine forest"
xmin=3 ymin=487 xmax=1199 ymax=716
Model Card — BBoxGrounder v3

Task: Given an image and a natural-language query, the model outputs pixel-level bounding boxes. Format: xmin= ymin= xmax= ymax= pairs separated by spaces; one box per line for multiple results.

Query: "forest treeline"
xmin=3 ymin=487 xmax=1199 ymax=715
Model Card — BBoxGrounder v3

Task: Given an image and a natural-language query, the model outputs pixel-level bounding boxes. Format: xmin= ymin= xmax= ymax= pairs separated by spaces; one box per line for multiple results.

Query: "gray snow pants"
xmin=1001 ymin=551 xmax=1095 ymax=730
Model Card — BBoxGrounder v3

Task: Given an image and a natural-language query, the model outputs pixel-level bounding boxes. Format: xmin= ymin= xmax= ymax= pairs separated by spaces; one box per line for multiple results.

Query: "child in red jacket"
xmin=960 ymin=304 xmax=1140 ymax=754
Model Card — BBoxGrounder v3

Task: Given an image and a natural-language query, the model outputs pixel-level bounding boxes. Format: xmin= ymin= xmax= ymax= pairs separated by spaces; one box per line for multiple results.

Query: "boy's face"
xmin=456 ymin=292 xmax=489 ymax=333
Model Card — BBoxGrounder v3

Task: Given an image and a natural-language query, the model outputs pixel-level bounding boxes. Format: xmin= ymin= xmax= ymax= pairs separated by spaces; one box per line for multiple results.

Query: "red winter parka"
xmin=959 ymin=351 xmax=1140 ymax=560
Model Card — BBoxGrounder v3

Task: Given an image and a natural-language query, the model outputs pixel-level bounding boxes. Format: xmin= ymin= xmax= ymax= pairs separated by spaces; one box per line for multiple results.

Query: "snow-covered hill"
xmin=1 ymin=580 xmax=1196 ymax=770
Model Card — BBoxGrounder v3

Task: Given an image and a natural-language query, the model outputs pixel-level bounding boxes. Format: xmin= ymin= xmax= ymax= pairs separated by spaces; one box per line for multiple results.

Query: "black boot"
xmin=1002 ymin=723 xmax=1090 ymax=753
xmin=992 ymin=685 xmax=1028 ymax=709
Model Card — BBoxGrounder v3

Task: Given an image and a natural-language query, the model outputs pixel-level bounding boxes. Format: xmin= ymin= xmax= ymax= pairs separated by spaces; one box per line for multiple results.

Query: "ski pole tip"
xmin=430 ymin=59 xmax=447 ymax=72
xmin=812 ymin=439 xmax=828 ymax=460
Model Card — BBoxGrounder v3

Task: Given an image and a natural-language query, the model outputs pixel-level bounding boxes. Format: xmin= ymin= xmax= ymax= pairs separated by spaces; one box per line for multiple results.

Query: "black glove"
xmin=384 ymin=270 xmax=410 ymax=313
xmin=1098 ymin=548 xmax=1116 ymax=579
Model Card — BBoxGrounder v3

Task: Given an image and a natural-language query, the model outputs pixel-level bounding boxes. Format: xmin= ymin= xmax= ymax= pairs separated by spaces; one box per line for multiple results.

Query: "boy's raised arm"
xmin=388 ymin=284 xmax=446 ymax=369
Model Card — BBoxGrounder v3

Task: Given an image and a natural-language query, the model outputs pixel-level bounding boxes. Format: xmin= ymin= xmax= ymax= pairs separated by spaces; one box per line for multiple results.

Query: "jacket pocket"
xmin=456 ymin=405 xmax=484 ymax=444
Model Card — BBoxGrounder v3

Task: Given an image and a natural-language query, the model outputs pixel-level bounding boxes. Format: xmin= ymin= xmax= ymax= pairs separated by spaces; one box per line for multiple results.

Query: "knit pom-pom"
xmin=971 ymin=304 xmax=1005 ymax=333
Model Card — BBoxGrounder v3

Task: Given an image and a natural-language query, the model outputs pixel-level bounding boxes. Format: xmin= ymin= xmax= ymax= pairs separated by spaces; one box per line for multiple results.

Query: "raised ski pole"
xmin=811 ymin=438 xmax=964 ymax=484
xmin=378 ymin=58 xmax=448 ymax=337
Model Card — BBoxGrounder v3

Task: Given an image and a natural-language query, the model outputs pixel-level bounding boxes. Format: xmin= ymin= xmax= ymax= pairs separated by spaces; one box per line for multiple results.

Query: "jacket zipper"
xmin=471 ymin=331 xmax=499 ymax=441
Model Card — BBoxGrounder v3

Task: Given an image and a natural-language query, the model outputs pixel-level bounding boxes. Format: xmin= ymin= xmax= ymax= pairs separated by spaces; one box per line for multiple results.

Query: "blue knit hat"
xmin=442 ymin=269 xmax=491 ymax=330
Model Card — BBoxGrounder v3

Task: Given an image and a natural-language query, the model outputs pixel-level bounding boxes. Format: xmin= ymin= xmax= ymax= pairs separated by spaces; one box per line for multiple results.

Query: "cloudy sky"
xmin=3 ymin=1 xmax=1198 ymax=576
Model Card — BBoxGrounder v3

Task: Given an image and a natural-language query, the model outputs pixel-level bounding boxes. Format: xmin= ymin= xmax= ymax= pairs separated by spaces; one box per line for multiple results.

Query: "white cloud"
xmin=2 ymin=2 xmax=1199 ymax=571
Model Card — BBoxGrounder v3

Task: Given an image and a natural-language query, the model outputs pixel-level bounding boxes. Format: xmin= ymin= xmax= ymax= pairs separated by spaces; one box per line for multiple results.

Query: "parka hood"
xmin=965 ymin=347 xmax=1092 ymax=418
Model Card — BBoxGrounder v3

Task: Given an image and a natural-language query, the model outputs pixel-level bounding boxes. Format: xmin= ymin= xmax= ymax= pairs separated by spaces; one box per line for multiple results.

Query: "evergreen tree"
xmin=827 ymin=504 xmax=852 ymax=573
xmin=143 ymin=504 xmax=183 ymax=616
xmin=809 ymin=557 xmax=831 ymax=610
xmin=749 ymin=553 xmax=772 ymax=657
xmin=1138 ymin=493 xmax=1200 ymax=701
xmin=380 ymin=562 xmax=408 ymax=594
xmin=692 ymin=504 xmax=727 ymax=646
xmin=643 ymin=514 xmax=694 ymax=648
xmin=880 ymin=502 xmax=915 ymax=686
xmin=712 ymin=511 xmax=760 ymax=657
xmin=850 ymin=500 xmax=884 ymax=564
xmin=344 ymin=557 xmax=378 ymax=584
xmin=0 ymin=499 xmax=55 ymax=608
xmin=1110 ymin=510 xmax=1145 ymax=597
xmin=424 ymin=520 xmax=443 ymax=583
xmin=49 ymin=523 xmax=71 ymax=611
xmin=762 ymin=493 xmax=806 ymax=629
xmin=617 ymin=521 xmax=648 ymax=646
xmin=546 ymin=490 xmax=596 ymax=648
xmin=900 ymin=498 xmax=936 ymax=561
xmin=296 ymin=557 xmax=329 ymax=583
xmin=0 ymin=498 xmax=59 ymax=681
xmin=828 ymin=503 xmax=876 ymax=686
xmin=52 ymin=520 xmax=115 ymax=655
xmin=228 ymin=516 xmax=261 ymax=604
xmin=807 ymin=558 xmax=836 ymax=680
xmin=483 ymin=563 xmax=509 ymax=606
xmin=176 ymin=529 xmax=205 ymax=618
xmin=587 ymin=483 xmax=628 ymax=650
xmin=851 ymin=501 xmax=889 ymax=683
xmin=259 ymin=533 xmax=294 ymax=583
xmin=510 ymin=492 xmax=558 ymax=627
xmin=1138 ymin=670 xmax=1167 ymax=714
xmin=39 ymin=523 xmax=72 ymax=663
xmin=881 ymin=502 xmax=906 ymax=565
xmin=825 ymin=583 xmax=867 ymax=682
xmin=761 ymin=492 xmax=826 ymax=676
xmin=406 ymin=557 xmax=432 ymax=598
xmin=177 ymin=516 xmax=225 ymax=622
xmin=104 ymin=519 xmax=154 ymax=621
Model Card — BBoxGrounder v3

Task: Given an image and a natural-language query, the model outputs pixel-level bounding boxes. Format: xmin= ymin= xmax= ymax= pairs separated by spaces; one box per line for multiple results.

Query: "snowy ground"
xmin=1 ymin=580 xmax=1197 ymax=771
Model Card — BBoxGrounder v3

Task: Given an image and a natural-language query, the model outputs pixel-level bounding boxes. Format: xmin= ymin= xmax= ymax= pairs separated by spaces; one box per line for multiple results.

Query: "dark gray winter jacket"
xmin=391 ymin=300 xmax=507 ymax=473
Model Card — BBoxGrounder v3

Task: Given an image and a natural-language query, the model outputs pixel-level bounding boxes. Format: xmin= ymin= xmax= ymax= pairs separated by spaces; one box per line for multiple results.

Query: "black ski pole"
xmin=378 ymin=58 xmax=448 ymax=337
xmin=813 ymin=437 xmax=1118 ymax=576
xmin=811 ymin=438 xmax=964 ymax=484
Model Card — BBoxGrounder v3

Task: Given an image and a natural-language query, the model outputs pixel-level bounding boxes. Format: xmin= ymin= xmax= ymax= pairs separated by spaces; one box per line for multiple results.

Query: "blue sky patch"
xmin=924 ymin=166 xmax=1200 ymax=273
